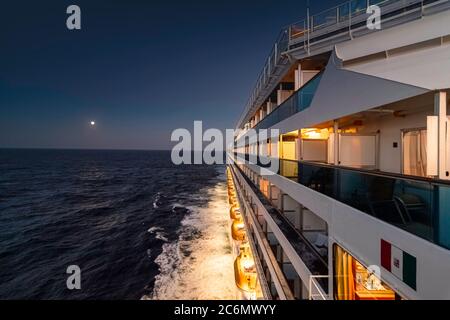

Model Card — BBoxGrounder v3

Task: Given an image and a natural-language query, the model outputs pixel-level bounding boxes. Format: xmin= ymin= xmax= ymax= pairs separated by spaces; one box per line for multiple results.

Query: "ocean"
xmin=0 ymin=149 xmax=235 ymax=299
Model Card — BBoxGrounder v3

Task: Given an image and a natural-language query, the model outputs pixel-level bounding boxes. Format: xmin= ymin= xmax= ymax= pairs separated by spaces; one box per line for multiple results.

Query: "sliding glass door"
xmin=402 ymin=129 xmax=427 ymax=177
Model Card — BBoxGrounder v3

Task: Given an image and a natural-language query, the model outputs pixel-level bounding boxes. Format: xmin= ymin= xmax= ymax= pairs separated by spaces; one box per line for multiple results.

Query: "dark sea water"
xmin=0 ymin=149 xmax=227 ymax=299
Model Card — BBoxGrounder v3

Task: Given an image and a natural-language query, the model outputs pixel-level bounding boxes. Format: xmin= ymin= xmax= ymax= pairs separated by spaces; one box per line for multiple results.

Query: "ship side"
xmin=227 ymin=0 xmax=450 ymax=300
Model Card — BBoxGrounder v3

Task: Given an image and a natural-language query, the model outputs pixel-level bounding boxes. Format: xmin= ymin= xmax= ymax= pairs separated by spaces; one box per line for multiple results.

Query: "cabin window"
xmin=333 ymin=244 xmax=401 ymax=300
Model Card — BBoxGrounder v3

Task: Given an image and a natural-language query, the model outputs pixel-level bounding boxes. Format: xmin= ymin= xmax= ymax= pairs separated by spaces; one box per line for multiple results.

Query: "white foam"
xmin=148 ymin=226 xmax=169 ymax=242
xmin=155 ymin=232 xmax=169 ymax=242
xmin=152 ymin=192 xmax=161 ymax=209
xmin=144 ymin=177 xmax=237 ymax=300
xmin=147 ymin=226 xmax=163 ymax=233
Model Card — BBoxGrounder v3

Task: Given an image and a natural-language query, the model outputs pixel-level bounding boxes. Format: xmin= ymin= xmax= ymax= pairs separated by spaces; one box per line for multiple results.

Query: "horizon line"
xmin=0 ymin=146 xmax=173 ymax=152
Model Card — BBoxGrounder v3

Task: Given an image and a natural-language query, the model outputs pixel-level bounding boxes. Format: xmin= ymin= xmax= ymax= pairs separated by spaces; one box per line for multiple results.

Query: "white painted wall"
xmin=339 ymin=135 xmax=376 ymax=168
xmin=302 ymin=140 xmax=327 ymax=162
xmin=359 ymin=110 xmax=429 ymax=174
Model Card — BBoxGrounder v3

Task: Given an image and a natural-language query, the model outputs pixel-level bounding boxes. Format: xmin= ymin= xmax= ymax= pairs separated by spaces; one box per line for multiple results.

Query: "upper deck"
xmin=237 ymin=0 xmax=450 ymax=129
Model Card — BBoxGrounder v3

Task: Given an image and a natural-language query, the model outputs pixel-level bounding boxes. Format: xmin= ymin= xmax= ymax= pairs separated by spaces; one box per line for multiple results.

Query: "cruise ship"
xmin=226 ymin=0 xmax=450 ymax=300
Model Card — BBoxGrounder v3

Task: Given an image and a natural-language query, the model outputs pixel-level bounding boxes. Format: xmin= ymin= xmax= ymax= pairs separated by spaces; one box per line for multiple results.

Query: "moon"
xmin=90 ymin=121 xmax=96 ymax=126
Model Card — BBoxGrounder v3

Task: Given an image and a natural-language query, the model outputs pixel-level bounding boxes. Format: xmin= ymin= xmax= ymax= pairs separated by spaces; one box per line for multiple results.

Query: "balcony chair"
xmin=366 ymin=177 xmax=409 ymax=225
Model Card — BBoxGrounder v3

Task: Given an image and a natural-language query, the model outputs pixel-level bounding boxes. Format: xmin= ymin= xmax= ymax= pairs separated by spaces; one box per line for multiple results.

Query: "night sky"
xmin=0 ymin=0 xmax=340 ymax=150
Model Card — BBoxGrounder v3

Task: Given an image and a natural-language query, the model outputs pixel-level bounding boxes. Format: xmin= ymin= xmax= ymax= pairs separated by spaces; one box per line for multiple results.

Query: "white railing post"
xmin=349 ymin=1 xmax=353 ymax=39
xmin=307 ymin=9 xmax=311 ymax=54
xmin=274 ymin=42 xmax=278 ymax=64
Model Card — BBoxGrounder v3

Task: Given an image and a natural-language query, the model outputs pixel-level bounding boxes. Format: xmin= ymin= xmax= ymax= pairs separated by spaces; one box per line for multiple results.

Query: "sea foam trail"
xmin=144 ymin=173 xmax=237 ymax=300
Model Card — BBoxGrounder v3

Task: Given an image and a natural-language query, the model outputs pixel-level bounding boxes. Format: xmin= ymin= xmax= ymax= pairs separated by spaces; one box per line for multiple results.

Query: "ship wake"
xmin=143 ymin=176 xmax=236 ymax=300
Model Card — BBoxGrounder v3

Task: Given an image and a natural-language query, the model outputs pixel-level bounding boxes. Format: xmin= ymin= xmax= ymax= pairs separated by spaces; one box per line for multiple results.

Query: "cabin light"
xmin=241 ymin=258 xmax=255 ymax=270
xmin=301 ymin=128 xmax=330 ymax=140
xmin=340 ymin=127 xmax=358 ymax=134
xmin=236 ymin=222 xmax=245 ymax=229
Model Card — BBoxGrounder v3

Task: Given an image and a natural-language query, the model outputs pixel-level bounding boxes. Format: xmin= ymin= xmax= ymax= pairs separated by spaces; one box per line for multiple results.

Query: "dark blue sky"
xmin=0 ymin=0 xmax=340 ymax=150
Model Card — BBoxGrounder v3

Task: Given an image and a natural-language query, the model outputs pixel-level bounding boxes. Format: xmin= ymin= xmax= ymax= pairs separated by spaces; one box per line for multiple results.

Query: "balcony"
xmin=278 ymin=159 xmax=450 ymax=250
xmin=254 ymin=72 xmax=323 ymax=131
xmin=234 ymin=153 xmax=450 ymax=250
xmin=239 ymin=0 xmax=450 ymax=129
xmin=234 ymin=164 xmax=329 ymax=292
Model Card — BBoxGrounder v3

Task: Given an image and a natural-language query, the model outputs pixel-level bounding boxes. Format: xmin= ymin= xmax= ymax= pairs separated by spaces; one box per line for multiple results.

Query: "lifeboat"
xmin=228 ymin=195 xmax=238 ymax=205
xmin=228 ymin=190 xmax=236 ymax=198
xmin=234 ymin=247 xmax=257 ymax=293
xmin=230 ymin=206 xmax=241 ymax=220
xmin=231 ymin=218 xmax=246 ymax=241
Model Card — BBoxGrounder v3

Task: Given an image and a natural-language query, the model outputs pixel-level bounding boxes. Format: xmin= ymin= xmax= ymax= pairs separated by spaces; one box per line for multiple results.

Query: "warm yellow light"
xmin=241 ymin=258 xmax=255 ymax=270
xmin=301 ymin=128 xmax=329 ymax=140
xmin=236 ymin=222 xmax=245 ymax=229
xmin=340 ymin=127 xmax=358 ymax=134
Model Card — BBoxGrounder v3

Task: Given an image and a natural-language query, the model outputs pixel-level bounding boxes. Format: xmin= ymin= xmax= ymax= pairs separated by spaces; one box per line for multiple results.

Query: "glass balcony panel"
xmin=297 ymin=74 xmax=322 ymax=112
xmin=436 ymin=185 xmax=450 ymax=249
xmin=290 ymin=20 xmax=306 ymax=40
xmin=272 ymin=159 xmax=450 ymax=250
xmin=298 ymin=162 xmax=335 ymax=198
xmin=312 ymin=8 xmax=338 ymax=31
xmin=351 ymin=0 xmax=368 ymax=16
xmin=338 ymin=3 xmax=351 ymax=22
xmin=255 ymin=72 xmax=323 ymax=131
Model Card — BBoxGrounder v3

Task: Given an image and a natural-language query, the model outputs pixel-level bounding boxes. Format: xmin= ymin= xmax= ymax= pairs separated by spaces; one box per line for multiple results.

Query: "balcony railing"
xmin=254 ymin=72 xmax=323 ymax=130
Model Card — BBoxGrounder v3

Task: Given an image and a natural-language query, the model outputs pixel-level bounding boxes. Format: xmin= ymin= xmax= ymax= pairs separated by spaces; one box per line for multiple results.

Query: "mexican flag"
xmin=381 ymin=239 xmax=417 ymax=290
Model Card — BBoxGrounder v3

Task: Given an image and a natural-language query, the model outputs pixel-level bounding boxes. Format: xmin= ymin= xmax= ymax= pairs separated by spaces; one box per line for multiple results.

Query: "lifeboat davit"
xmin=234 ymin=248 xmax=257 ymax=293
xmin=231 ymin=219 xmax=246 ymax=241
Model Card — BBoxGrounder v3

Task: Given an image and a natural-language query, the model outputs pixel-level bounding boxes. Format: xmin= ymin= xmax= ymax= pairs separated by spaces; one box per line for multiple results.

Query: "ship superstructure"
xmin=228 ymin=0 xmax=450 ymax=300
